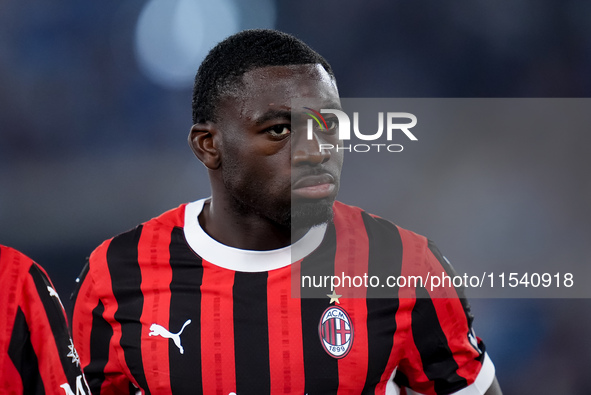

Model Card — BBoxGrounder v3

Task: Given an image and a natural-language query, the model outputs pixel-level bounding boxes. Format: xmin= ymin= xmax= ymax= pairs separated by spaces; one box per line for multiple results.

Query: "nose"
xmin=292 ymin=130 xmax=331 ymax=166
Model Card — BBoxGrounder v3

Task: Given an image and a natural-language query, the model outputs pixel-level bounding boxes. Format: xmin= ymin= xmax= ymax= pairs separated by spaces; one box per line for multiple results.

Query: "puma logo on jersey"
xmin=149 ymin=319 xmax=191 ymax=354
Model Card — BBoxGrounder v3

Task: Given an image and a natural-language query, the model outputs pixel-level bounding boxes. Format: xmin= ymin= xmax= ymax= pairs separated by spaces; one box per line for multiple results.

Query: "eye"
xmin=266 ymin=124 xmax=291 ymax=138
xmin=324 ymin=118 xmax=339 ymax=134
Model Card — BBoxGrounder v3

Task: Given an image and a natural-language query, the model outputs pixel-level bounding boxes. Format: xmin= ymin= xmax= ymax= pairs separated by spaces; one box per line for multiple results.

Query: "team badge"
xmin=318 ymin=305 xmax=354 ymax=358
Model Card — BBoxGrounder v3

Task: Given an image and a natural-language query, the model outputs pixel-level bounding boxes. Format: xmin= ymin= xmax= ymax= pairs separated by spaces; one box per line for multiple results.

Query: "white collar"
xmin=183 ymin=198 xmax=327 ymax=272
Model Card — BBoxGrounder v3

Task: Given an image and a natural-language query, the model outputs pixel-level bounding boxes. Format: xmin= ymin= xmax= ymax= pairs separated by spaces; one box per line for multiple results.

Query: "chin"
xmin=290 ymin=199 xmax=335 ymax=231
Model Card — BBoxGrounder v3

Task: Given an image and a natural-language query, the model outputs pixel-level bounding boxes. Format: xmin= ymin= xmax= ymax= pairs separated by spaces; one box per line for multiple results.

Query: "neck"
xmin=198 ymin=197 xmax=309 ymax=251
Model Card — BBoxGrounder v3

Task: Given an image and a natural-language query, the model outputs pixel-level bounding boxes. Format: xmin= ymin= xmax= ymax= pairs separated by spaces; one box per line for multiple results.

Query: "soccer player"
xmin=72 ymin=30 xmax=502 ymax=394
xmin=0 ymin=245 xmax=90 ymax=394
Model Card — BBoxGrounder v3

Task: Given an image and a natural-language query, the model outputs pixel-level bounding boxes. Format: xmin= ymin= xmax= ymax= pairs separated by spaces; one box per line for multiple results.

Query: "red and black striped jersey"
xmin=72 ymin=199 xmax=495 ymax=395
xmin=0 ymin=245 xmax=90 ymax=395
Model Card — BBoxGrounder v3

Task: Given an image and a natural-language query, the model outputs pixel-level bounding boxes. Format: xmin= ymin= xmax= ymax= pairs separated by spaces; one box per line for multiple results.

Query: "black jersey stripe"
xmin=87 ymin=300 xmax=110 ymax=394
xmin=107 ymin=225 xmax=150 ymax=394
xmin=300 ymin=223 xmax=339 ymax=394
xmin=412 ymin=286 xmax=467 ymax=394
xmin=28 ymin=264 xmax=79 ymax=380
xmin=168 ymin=226 xmax=204 ymax=393
xmin=364 ymin=215 xmax=403 ymax=299
xmin=301 ymin=298 xmax=340 ymax=394
xmin=233 ymin=271 xmax=271 ymax=394
xmin=300 ymin=223 xmax=338 ymax=299
xmin=8 ymin=307 xmax=45 ymax=395
xmin=393 ymin=370 xmax=410 ymax=389
xmin=362 ymin=214 xmax=403 ymax=393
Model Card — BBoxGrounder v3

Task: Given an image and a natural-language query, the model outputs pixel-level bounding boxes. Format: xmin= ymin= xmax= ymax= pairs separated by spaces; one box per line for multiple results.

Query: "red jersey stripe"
xmin=0 ymin=246 xmax=25 ymax=390
xmin=394 ymin=228 xmax=431 ymax=393
xmin=200 ymin=259 xmax=237 ymax=395
xmin=267 ymin=266 xmax=305 ymax=394
xmin=333 ymin=202 xmax=370 ymax=299
xmin=138 ymin=222 xmax=174 ymax=394
xmin=333 ymin=203 xmax=370 ymax=393
xmin=94 ymin=239 xmax=139 ymax=394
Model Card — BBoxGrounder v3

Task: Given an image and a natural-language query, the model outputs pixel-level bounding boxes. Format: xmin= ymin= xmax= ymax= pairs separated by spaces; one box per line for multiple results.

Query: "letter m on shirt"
xmin=60 ymin=375 xmax=88 ymax=395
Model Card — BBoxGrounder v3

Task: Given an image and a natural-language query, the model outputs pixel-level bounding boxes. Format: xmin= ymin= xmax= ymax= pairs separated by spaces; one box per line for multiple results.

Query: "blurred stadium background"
xmin=1 ymin=1 xmax=590 ymax=393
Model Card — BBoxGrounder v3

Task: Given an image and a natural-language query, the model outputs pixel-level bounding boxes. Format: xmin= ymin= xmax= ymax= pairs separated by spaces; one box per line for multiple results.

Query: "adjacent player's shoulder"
xmin=0 ymin=244 xmax=39 ymax=283
xmin=0 ymin=244 xmax=35 ymax=266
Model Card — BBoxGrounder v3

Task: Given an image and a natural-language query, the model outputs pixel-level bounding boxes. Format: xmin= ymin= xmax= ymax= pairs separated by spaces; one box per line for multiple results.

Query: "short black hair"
xmin=192 ymin=29 xmax=334 ymax=124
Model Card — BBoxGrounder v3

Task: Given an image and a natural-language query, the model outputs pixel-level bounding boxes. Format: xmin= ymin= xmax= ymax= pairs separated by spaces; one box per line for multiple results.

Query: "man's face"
xmin=214 ymin=64 xmax=343 ymax=230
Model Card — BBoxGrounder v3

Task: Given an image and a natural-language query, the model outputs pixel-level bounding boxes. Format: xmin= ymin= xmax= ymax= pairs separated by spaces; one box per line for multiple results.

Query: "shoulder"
xmin=0 ymin=244 xmax=35 ymax=269
xmin=93 ymin=203 xmax=188 ymax=255
xmin=0 ymin=246 xmax=65 ymax=335
xmin=146 ymin=202 xmax=188 ymax=229
xmin=0 ymin=245 xmax=39 ymax=287
xmin=83 ymin=203 xmax=189 ymax=286
xmin=332 ymin=201 xmax=443 ymax=281
xmin=332 ymin=201 xmax=429 ymax=250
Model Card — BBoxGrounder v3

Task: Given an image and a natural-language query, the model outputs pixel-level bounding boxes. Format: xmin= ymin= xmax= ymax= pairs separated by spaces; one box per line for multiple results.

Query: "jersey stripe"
xmin=138 ymin=221 xmax=174 ymax=393
xmin=26 ymin=264 xmax=72 ymax=390
xmin=362 ymin=215 xmax=404 ymax=394
xmin=393 ymin=297 xmax=424 ymax=392
xmin=426 ymin=241 xmax=478 ymax=344
xmin=168 ymin=226 xmax=204 ymax=394
xmin=200 ymin=259 xmax=236 ymax=395
xmin=88 ymin=300 xmax=111 ymax=394
xmin=301 ymin=298 xmax=339 ymax=392
xmin=423 ymin=243 xmax=484 ymax=386
xmin=393 ymin=228 xmax=427 ymax=393
xmin=300 ymin=223 xmax=338 ymax=299
xmin=107 ymin=226 xmax=149 ymax=393
xmin=412 ymin=287 xmax=466 ymax=394
xmin=333 ymin=204 xmax=369 ymax=393
xmin=233 ymin=271 xmax=271 ymax=393
xmin=300 ymin=223 xmax=339 ymax=393
xmin=267 ymin=266 xmax=305 ymax=394
xmin=333 ymin=202 xmax=370 ymax=299
xmin=75 ymin=242 xmax=127 ymax=394
xmin=396 ymin=228 xmax=479 ymax=395
xmin=8 ymin=307 xmax=45 ymax=394
xmin=0 ymin=247 xmax=22 ymax=392
xmin=366 ymin=216 xmax=404 ymax=299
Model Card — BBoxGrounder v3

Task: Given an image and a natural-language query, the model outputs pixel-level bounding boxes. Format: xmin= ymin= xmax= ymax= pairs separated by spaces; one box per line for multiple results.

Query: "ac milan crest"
xmin=318 ymin=305 xmax=354 ymax=358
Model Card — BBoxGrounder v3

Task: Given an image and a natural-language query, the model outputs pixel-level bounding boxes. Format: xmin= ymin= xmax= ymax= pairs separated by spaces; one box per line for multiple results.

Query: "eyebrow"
xmin=254 ymin=109 xmax=292 ymax=126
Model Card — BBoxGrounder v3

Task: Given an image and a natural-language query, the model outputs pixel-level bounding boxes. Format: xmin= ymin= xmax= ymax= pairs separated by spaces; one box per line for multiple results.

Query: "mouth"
xmin=291 ymin=173 xmax=336 ymax=200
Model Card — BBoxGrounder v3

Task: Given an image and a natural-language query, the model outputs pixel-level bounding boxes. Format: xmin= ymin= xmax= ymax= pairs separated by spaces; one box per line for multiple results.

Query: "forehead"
xmin=217 ymin=64 xmax=340 ymax=121
xmin=242 ymin=64 xmax=336 ymax=97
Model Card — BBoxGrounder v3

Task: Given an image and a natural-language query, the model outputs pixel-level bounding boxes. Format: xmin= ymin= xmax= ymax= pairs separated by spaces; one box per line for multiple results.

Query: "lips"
xmin=292 ymin=173 xmax=336 ymax=199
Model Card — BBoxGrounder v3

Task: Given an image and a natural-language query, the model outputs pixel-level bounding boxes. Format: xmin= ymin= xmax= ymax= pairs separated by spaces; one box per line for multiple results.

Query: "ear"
xmin=188 ymin=122 xmax=221 ymax=170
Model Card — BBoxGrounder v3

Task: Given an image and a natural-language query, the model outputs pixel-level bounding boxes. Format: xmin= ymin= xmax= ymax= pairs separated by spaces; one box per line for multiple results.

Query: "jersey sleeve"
xmin=71 ymin=242 xmax=135 ymax=395
xmin=394 ymin=237 xmax=495 ymax=395
xmin=0 ymin=245 xmax=90 ymax=395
